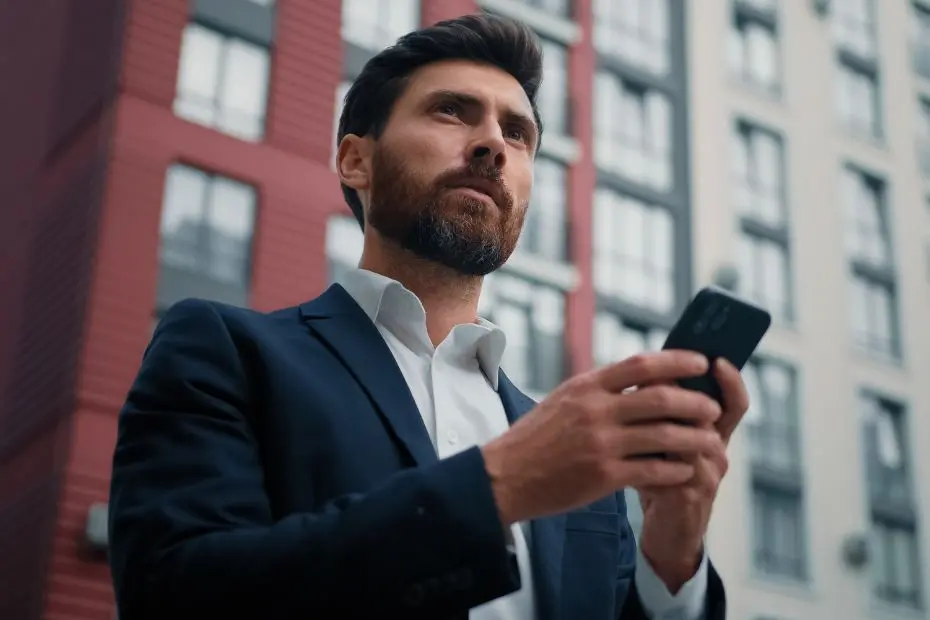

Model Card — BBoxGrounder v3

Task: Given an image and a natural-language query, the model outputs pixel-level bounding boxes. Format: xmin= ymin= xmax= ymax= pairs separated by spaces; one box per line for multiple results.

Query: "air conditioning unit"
xmin=841 ymin=533 xmax=870 ymax=569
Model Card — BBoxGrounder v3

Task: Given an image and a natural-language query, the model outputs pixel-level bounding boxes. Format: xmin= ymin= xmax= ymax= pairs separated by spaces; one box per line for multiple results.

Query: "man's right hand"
xmin=481 ymin=350 xmax=725 ymax=526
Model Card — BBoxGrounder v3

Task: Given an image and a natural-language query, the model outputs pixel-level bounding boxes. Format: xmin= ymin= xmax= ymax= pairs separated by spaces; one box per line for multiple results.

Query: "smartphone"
xmin=662 ymin=286 xmax=772 ymax=403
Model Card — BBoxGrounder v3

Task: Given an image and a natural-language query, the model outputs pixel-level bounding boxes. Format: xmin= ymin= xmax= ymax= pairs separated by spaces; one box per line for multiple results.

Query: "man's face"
xmin=357 ymin=60 xmax=538 ymax=276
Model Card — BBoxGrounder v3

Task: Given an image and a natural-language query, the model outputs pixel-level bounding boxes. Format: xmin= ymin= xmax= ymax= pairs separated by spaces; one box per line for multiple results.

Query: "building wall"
xmin=0 ymin=1 xmax=128 ymax=618
xmin=696 ymin=2 xmax=930 ymax=619
xmin=13 ymin=0 xmax=930 ymax=618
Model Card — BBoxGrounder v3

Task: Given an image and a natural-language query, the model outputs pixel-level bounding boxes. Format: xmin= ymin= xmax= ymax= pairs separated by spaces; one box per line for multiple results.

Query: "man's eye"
xmin=436 ymin=103 xmax=460 ymax=116
xmin=506 ymin=127 xmax=528 ymax=142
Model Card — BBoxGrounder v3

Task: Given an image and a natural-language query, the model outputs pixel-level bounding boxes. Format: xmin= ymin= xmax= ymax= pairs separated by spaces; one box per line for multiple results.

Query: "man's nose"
xmin=469 ymin=126 xmax=507 ymax=169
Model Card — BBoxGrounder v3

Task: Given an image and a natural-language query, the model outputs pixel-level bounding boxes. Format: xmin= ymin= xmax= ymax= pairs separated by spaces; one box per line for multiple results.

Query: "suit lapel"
xmin=498 ymin=372 xmax=566 ymax=620
xmin=300 ymin=284 xmax=437 ymax=467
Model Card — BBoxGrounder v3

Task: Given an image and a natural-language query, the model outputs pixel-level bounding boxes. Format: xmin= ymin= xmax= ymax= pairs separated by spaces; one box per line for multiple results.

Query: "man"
xmin=108 ymin=14 xmax=746 ymax=620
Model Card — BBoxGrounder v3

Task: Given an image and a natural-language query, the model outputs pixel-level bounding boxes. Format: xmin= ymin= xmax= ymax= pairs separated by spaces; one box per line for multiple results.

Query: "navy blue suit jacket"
xmin=108 ymin=284 xmax=726 ymax=619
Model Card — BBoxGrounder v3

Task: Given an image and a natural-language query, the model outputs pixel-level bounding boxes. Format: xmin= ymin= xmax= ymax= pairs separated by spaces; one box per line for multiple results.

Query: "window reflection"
xmin=594 ymin=72 xmax=672 ymax=191
xmin=593 ymin=189 xmax=674 ymax=314
xmin=342 ymin=0 xmax=419 ymax=51
xmin=518 ymin=157 xmax=567 ymax=262
xmin=593 ymin=0 xmax=669 ymax=76
xmin=174 ymin=24 xmax=270 ymax=141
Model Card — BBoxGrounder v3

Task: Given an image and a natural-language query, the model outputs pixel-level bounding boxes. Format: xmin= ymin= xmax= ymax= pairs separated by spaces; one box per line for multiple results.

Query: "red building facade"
xmin=0 ymin=0 xmax=688 ymax=617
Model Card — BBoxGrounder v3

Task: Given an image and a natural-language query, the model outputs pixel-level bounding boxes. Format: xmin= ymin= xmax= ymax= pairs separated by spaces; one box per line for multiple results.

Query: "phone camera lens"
xmin=709 ymin=305 xmax=730 ymax=332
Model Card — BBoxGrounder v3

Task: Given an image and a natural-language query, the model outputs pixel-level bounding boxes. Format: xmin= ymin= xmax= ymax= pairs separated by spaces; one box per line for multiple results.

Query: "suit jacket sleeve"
xmin=108 ymin=299 xmax=520 ymax=620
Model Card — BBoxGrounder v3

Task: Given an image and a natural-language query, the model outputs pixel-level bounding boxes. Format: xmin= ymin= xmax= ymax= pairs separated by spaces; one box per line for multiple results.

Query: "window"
xmin=743 ymin=360 xmax=800 ymax=475
xmin=538 ymin=39 xmax=570 ymax=136
xmin=860 ymin=393 xmax=921 ymax=609
xmin=728 ymin=10 xmax=780 ymax=95
xmin=841 ymin=167 xmax=899 ymax=359
xmin=737 ymin=234 xmax=792 ymax=322
xmin=593 ymin=188 xmax=675 ymax=314
xmin=326 ymin=215 xmax=363 ymax=284
xmin=157 ymin=165 xmax=256 ymax=310
xmin=518 ymin=157 xmax=568 ymax=262
xmin=479 ymin=273 xmax=566 ymax=395
xmin=744 ymin=359 xmax=806 ymax=580
xmin=515 ymin=0 xmax=571 ymax=17
xmin=593 ymin=0 xmax=669 ymax=75
xmin=842 ymin=168 xmax=890 ymax=267
xmin=849 ymin=278 xmax=898 ymax=359
xmin=836 ymin=61 xmax=880 ymax=140
xmin=832 ymin=0 xmax=876 ymax=58
xmin=592 ymin=312 xmax=667 ymax=368
xmin=913 ymin=4 xmax=930 ymax=79
xmin=732 ymin=124 xmax=785 ymax=226
xmin=174 ymin=23 xmax=270 ymax=142
xmin=732 ymin=122 xmax=792 ymax=322
xmin=594 ymin=72 xmax=672 ymax=190
xmin=342 ymin=0 xmax=419 ymax=52
xmin=751 ymin=486 xmax=806 ymax=579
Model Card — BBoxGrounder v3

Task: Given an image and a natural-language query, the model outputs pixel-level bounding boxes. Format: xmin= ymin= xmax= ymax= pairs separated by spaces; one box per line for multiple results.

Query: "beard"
xmin=366 ymin=142 xmax=525 ymax=277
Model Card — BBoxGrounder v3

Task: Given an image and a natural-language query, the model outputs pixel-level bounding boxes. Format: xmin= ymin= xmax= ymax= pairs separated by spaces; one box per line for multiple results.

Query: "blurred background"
xmin=2 ymin=0 xmax=930 ymax=618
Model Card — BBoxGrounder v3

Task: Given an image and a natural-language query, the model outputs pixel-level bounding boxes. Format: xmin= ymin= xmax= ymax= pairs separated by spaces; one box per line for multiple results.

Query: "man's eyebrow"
xmin=425 ymin=89 xmax=539 ymax=135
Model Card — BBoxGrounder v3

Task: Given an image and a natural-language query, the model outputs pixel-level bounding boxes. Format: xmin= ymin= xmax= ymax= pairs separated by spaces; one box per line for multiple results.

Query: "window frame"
xmin=732 ymin=120 xmax=794 ymax=323
xmin=744 ymin=355 xmax=808 ymax=582
xmin=729 ymin=1 xmax=781 ymax=97
xmin=156 ymin=163 xmax=258 ymax=312
xmin=835 ymin=56 xmax=883 ymax=141
xmin=858 ymin=390 xmax=923 ymax=609
xmin=840 ymin=165 xmax=900 ymax=361
xmin=173 ymin=21 xmax=272 ymax=142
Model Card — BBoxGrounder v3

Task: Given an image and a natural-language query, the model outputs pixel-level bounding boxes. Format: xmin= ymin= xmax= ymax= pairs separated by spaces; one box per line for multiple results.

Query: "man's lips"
xmin=448 ymin=178 xmax=501 ymax=206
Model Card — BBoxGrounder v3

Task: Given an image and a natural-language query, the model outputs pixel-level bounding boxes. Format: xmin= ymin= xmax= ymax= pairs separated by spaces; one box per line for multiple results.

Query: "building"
xmin=1 ymin=0 xmax=929 ymax=618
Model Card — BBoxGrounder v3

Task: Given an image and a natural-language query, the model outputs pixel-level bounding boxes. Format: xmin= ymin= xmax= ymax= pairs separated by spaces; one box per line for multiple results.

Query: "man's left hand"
xmin=636 ymin=358 xmax=750 ymax=593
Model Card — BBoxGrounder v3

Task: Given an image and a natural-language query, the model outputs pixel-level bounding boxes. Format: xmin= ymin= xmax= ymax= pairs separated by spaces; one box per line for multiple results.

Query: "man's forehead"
xmin=402 ymin=60 xmax=533 ymax=113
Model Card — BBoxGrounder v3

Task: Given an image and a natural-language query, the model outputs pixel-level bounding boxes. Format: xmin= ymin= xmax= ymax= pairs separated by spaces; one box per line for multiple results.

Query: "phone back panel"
xmin=662 ymin=287 xmax=772 ymax=403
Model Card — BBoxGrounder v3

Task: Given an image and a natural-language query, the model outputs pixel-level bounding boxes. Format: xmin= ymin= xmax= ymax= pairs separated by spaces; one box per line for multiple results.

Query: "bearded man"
xmin=108 ymin=13 xmax=745 ymax=620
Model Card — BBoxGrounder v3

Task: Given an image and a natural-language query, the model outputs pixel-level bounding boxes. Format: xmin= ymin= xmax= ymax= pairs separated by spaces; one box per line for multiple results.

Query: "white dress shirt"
xmin=339 ymin=268 xmax=708 ymax=620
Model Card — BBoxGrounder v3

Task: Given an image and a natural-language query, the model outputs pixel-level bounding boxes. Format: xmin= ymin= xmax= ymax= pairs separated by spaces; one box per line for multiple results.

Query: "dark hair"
xmin=336 ymin=13 xmax=544 ymax=228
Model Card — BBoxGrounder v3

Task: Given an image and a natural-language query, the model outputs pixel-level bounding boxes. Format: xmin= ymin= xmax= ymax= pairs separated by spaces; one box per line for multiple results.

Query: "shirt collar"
xmin=338 ymin=268 xmax=506 ymax=389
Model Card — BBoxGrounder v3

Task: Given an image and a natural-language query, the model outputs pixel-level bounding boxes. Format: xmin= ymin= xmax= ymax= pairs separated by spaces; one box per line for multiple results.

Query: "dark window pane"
xmin=157 ymin=164 xmax=256 ymax=310
xmin=752 ymin=483 xmax=806 ymax=579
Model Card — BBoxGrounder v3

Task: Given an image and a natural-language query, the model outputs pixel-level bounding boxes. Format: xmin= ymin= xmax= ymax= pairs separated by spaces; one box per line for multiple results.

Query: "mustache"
xmin=435 ymin=163 xmax=512 ymax=209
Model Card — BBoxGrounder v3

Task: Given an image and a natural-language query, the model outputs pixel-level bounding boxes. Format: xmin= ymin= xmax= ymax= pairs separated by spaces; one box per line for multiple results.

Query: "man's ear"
xmin=337 ymin=134 xmax=373 ymax=194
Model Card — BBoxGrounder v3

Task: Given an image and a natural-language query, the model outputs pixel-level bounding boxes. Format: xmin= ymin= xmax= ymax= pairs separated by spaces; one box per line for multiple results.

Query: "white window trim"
xmin=503 ymin=251 xmax=580 ymax=291
xmin=476 ymin=0 xmax=581 ymax=44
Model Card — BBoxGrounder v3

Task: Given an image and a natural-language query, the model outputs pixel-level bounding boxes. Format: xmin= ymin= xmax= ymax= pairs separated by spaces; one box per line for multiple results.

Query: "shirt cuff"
xmin=634 ymin=544 xmax=708 ymax=620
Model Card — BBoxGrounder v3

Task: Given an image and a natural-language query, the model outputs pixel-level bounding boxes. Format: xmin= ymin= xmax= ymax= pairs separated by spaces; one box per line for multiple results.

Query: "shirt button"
xmin=447 ymin=430 xmax=459 ymax=445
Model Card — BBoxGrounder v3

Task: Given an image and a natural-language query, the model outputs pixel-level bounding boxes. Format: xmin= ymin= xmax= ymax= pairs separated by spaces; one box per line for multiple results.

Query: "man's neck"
xmin=358 ymin=233 xmax=482 ymax=346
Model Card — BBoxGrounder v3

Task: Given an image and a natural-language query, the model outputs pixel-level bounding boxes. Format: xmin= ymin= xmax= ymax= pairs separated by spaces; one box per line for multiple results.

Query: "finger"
xmin=714 ymin=358 xmax=749 ymax=442
xmin=689 ymin=453 xmax=726 ymax=498
xmin=612 ymin=457 xmax=696 ymax=488
xmin=613 ymin=384 xmax=723 ymax=426
xmin=618 ymin=422 xmax=723 ymax=459
xmin=597 ymin=351 xmax=709 ymax=393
